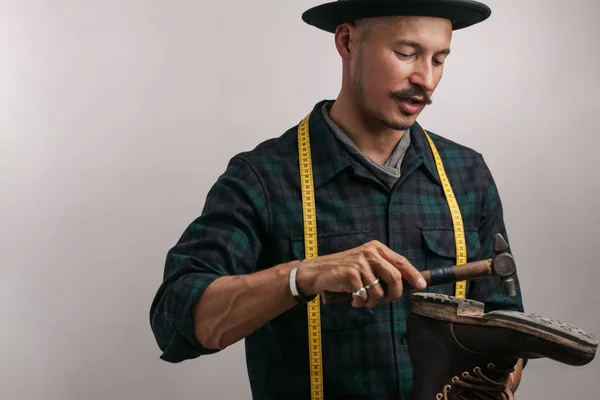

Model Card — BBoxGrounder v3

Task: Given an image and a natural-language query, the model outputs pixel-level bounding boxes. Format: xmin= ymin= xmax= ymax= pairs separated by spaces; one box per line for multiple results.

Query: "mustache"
xmin=392 ymin=86 xmax=432 ymax=105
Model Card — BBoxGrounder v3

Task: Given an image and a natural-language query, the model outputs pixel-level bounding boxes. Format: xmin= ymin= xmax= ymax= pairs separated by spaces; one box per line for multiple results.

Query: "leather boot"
xmin=407 ymin=292 xmax=598 ymax=400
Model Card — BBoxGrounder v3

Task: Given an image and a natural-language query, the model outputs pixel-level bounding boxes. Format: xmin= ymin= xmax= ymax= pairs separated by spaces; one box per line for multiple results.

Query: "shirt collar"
xmin=406 ymin=122 xmax=443 ymax=187
xmin=304 ymin=100 xmax=353 ymax=189
xmin=304 ymin=99 xmax=442 ymax=189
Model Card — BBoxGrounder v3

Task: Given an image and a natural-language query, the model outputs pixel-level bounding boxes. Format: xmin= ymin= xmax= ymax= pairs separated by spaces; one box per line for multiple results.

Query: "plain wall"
xmin=1 ymin=0 xmax=599 ymax=399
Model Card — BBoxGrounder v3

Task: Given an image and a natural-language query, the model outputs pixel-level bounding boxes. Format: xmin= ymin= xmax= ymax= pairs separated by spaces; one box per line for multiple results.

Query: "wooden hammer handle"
xmin=320 ymin=258 xmax=493 ymax=304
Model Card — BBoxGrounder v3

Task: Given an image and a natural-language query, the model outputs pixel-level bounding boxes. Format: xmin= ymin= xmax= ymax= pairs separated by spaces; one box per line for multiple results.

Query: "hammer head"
xmin=492 ymin=233 xmax=517 ymax=297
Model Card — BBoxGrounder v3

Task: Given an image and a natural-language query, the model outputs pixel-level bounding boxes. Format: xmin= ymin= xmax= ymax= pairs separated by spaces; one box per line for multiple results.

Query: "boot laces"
xmin=436 ymin=363 xmax=513 ymax=400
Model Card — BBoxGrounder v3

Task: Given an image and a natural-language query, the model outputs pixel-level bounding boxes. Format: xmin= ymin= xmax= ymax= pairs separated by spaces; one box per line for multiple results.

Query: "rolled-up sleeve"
xmin=149 ymin=156 xmax=269 ymax=362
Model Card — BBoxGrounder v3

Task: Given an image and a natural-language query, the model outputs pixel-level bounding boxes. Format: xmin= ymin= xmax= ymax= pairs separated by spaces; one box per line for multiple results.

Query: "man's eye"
xmin=395 ymin=52 xmax=414 ymax=59
xmin=433 ymin=59 xmax=444 ymax=66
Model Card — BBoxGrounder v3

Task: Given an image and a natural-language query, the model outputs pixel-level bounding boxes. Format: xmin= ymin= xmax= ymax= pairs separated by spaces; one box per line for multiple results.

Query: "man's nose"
xmin=409 ymin=60 xmax=436 ymax=93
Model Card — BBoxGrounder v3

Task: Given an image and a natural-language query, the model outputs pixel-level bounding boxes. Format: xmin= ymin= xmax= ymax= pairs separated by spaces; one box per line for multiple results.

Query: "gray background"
xmin=1 ymin=0 xmax=599 ymax=399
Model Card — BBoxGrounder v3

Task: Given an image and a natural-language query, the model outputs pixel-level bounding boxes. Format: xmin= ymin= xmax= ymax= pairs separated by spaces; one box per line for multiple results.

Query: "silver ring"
xmin=352 ymin=278 xmax=380 ymax=298
xmin=352 ymin=287 xmax=367 ymax=298
xmin=364 ymin=278 xmax=380 ymax=290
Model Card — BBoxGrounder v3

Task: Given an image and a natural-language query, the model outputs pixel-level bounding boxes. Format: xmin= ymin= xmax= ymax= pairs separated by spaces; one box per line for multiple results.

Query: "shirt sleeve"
xmin=468 ymin=154 xmax=525 ymax=315
xmin=149 ymin=156 xmax=269 ymax=363
xmin=467 ymin=154 xmax=529 ymax=371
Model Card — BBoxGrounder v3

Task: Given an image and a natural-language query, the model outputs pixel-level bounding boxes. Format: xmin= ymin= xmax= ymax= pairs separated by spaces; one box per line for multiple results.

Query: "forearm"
xmin=193 ymin=260 xmax=300 ymax=350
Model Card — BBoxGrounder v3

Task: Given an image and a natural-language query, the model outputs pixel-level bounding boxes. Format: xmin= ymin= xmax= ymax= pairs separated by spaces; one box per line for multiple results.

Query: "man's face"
xmin=349 ymin=16 xmax=452 ymax=131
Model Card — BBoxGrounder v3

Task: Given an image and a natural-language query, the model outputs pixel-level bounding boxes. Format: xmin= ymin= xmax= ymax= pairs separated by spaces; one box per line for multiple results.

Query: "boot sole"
xmin=410 ymin=292 xmax=598 ymax=358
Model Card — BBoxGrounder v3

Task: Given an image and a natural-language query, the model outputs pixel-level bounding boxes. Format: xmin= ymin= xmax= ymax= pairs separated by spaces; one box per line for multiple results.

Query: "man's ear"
xmin=334 ymin=22 xmax=356 ymax=60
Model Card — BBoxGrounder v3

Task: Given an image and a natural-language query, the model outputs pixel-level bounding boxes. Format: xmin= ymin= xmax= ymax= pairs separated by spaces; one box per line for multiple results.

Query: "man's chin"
xmin=382 ymin=115 xmax=417 ymax=131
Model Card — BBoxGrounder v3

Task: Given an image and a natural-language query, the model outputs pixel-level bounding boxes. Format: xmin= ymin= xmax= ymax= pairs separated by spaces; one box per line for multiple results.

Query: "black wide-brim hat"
xmin=302 ymin=0 xmax=492 ymax=33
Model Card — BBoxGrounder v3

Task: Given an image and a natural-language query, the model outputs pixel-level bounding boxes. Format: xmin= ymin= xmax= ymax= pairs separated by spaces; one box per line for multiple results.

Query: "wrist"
xmin=295 ymin=261 xmax=316 ymax=297
xmin=289 ymin=261 xmax=316 ymax=303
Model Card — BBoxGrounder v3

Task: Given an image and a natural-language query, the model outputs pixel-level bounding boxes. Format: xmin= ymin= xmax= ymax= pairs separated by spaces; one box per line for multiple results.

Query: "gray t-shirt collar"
xmin=321 ymin=102 xmax=411 ymax=189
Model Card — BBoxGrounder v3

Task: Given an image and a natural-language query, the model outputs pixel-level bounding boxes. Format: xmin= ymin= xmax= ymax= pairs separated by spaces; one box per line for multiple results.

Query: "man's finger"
xmin=375 ymin=244 xmax=427 ymax=290
xmin=345 ymin=268 xmax=368 ymax=308
xmin=367 ymin=256 xmax=404 ymax=302
xmin=358 ymin=264 xmax=384 ymax=308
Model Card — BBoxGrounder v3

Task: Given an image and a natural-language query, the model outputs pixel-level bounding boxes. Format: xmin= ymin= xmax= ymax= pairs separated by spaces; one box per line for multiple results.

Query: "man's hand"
xmin=504 ymin=358 xmax=524 ymax=399
xmin=295 ymin=240 xmax=427 ymax=308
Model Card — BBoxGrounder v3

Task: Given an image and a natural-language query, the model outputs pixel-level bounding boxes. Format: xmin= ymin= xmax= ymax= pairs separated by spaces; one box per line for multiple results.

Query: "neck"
xmin=328 ymin=95 xmax=407 ymax=166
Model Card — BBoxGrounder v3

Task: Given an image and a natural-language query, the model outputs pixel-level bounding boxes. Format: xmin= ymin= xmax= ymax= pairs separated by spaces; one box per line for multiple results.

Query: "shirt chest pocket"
xmin=420 ymin=227 xmax=481 ymax=296
xmin=289 ymin=231 xmax=375 ymax=331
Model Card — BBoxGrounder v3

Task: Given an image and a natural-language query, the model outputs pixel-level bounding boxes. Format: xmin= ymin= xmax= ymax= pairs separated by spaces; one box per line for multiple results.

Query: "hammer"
xmin=321 ymin=233 xmax=517 ymax=305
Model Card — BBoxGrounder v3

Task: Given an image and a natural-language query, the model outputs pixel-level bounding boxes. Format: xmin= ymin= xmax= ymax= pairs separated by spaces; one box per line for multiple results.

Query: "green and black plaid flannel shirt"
xmin=149 ymin=99 xmax=525 ymax=399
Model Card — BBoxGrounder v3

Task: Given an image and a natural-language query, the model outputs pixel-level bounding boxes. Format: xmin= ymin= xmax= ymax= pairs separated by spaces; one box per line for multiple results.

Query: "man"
xmin=149 ymin=0 xmax=526 ymax=398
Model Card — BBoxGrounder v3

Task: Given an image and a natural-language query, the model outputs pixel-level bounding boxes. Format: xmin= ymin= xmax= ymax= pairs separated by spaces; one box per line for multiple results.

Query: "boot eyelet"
xmin=462 ymin=371 xmax=470 ymax=378
xmin=452 ymin=376 xmax=459 ymax=383
xmin=436 ymin=394 xmax=443 ymax=400
xmin=473 ymin=366 xmax=482 ymax=374
xmin=444 ymin=384 xmax=452 ymax=391
xmin=487 ymin=363 xmax=496 ymax=369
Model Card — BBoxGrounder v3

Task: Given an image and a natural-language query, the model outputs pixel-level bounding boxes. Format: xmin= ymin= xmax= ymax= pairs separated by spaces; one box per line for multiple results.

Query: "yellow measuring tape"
xmin=297 ymin=114 xmax=466 ymax=400
xmin=423 ymin=130 xmax=468 ymax=298
xmin=298 ymin=113 xmax=323 ymax=400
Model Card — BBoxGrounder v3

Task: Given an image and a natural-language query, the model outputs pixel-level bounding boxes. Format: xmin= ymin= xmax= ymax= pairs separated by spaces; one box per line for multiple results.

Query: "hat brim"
xmin=302 ymin=0 xmax=492 ymax=33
